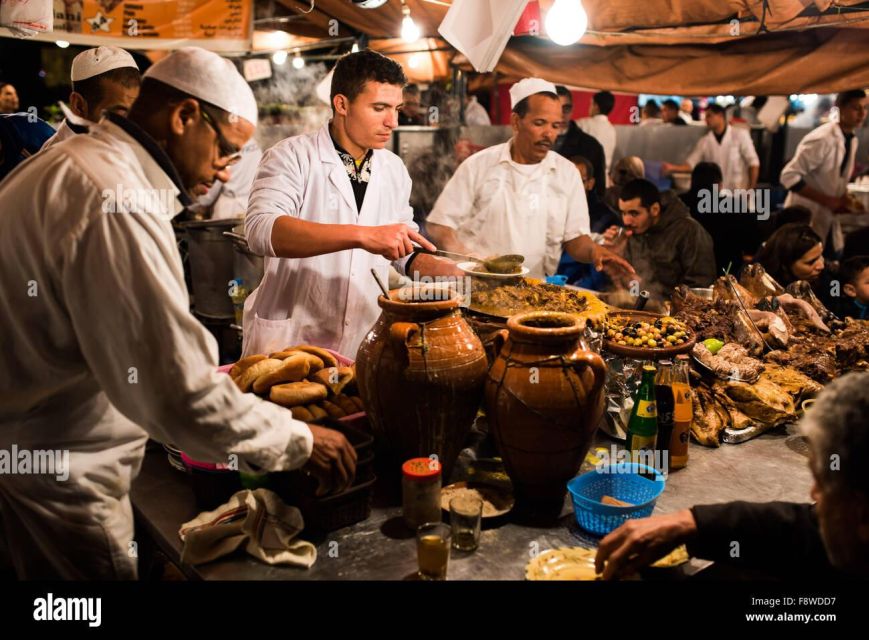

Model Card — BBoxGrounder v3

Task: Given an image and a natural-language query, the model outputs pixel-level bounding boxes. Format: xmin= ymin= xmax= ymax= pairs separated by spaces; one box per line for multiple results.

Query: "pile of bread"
xmin=230 ymin=344 xmax=364 ymax=422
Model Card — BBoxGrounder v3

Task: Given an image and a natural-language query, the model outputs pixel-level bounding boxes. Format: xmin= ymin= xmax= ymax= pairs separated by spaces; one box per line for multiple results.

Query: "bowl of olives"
xmin=603 ymin=311 xmax=696 ymax=359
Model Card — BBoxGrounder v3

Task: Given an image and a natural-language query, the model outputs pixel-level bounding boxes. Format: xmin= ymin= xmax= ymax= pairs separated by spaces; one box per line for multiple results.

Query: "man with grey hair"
xmin=594 ymin=371 xmax=869 ymax=579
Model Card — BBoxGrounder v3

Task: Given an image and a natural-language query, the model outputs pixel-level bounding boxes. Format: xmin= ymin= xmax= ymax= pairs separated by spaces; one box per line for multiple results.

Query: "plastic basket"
xmin=567 ymin=463 xmax=666 ymax=536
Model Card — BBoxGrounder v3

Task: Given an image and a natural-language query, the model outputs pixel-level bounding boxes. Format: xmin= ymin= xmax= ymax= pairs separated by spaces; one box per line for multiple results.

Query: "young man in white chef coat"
xmin=662 ymin=103 xmax=760 ymax=191
xmin=779 ymin=89 xmax=867 ymax=256
xmin=425 ymin=78 xmax=634 ymax=281
xmin=0 ymin=48 xmax=356 ymax=579
xmin=41 ymin=46 xmax=141 ymax=151
xmin=242 ymin=49 xmax=454 ymax=358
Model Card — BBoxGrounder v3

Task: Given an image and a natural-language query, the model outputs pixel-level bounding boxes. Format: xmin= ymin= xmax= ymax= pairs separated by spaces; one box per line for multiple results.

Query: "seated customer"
xmin=604 ymin=178 xmax=716 ymax=299
xmin=830 ymin=256 xmax=869 ymax=320
xmin=595 ymin=371 xmax=869 ymax=580
xmin=557 ymin=155 xmax=621 ymax=289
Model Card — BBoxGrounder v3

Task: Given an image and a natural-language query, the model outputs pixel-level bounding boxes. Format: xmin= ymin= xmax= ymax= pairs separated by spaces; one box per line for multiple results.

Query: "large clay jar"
xmin=356 ymin=286 xmax=488 ymax=482
xmin=485 ymin=311 xmax=607 ymax=522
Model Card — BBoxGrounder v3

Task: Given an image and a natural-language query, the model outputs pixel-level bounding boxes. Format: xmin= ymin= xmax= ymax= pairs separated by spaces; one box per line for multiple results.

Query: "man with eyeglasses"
xmin=0 ymin=47 xmax=356 ymax=579
xmin=552 ymin=85 xmax=606 ymax=198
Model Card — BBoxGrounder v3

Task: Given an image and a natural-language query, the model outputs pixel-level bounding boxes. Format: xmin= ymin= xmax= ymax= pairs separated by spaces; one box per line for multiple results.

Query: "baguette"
xmin=252 ymin=354 xmax=311 ymax=394
xmin=235 ymin=358 xmax=284 ymax=392
xmin=309 ymin=366 xmax=354 ymax=396
xmin=229 ymin=354 xmax=267 ymax=378
xmin=269 ymin=381 xmax=329 ymax=408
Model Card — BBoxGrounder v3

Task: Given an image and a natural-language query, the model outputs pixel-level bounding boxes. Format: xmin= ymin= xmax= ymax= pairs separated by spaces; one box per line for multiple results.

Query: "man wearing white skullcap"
xmin=41 ymin=45 xmax=141 ymax=151
xmin=427 ymin=78 xmax=635 ymax=279
xmin=0 ymin=46 xmax=355 ymax=578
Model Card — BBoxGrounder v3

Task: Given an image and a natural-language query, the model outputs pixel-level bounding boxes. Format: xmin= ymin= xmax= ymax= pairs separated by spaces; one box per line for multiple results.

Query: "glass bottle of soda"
xmin=670 ymin=355 xmax=693 ymax=469
xmin=654 ymin=360 xmax=675 ymax=473
xmin=626 ymin=364 xmax=658 ymax=465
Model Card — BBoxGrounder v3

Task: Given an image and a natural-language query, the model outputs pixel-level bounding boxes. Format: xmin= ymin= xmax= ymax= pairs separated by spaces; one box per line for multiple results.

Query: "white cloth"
xmin=577 ymin=114 xmax=616 ymax=174
xmin=242 ymin=123 xmax=417 ymax=359
xmin=780 ymin=121 xmax=858 ymax=253
xmin=639 ymin=118 xmax=663 ymax=127
xmin=71 ymin=46 xmax=138 ymax=82
xmin=39 ymin=119 xmax=79 ymax=151
xmin=464 ymin=96 xmax=491 ymax=126
xmin=427 ymin=140 xmax=590 ymax=278
xmin=0 ymin=120 xmax=312 ymax=579
xmin=685 ymin=125 xmax=760 ymax=190
xmin=509 ymin=78 xmax=557 ymax=109
xmin=194 ymin=140 xmax=263 ymax=219
xmin=145 ymin=47 xmax=257 ymax=126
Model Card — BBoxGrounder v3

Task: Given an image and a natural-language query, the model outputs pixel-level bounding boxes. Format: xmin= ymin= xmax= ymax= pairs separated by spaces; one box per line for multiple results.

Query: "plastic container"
xmin=567 ymin=463 xmax=666 ymax=536
xmin=402 ymin=458 xmax=443 ymax=530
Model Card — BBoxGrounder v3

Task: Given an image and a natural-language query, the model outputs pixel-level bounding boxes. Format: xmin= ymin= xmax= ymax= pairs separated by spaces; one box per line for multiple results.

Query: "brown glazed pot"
xmin=356 ymin=286 xmax=488 ymax=481
xmin=485 ymin=311 xmax=607 ymax=522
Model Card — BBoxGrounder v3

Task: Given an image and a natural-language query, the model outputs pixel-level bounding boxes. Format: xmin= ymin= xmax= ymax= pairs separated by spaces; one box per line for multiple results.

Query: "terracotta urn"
xmin=485 ymin=311 xmax=607 ymax=521
xmin=356 ymin=286 xmax=488 ymax=481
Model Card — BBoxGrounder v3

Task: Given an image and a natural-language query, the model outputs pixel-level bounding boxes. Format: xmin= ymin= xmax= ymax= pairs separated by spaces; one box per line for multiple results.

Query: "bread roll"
xmin=229 ymin=354 xmax=267 ymax=378
xmin=290 ymin=406 xmax=314 ymax=422
xmin=307 ymin=404 xmax=328 ymax=422
xmin=236 ymin=358 xmax=284 ymax=393
xmin=321 ymin=399 xmax=346 ymax=419
xmin=252 ymin=354 xmax=311 ymax=394
xmin=291 ymin=345 xmax=339 ymax=370
xmin=309 ymin=366 xmax=354 ymax=396
xmin=334 ymin=394 xmax=358 ymax=416
xmin=269 ymin=381 xmax=329 ymax=407
xmin=272 ymin=349 xmax=325 ymax=373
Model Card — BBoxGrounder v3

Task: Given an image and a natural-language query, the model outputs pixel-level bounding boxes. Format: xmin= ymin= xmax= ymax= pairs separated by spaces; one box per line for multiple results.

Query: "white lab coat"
xmin=685 ymin=125 xmax=760 ymax=190
xmin=192 ymin=140 xmax=263 ymax=220
xmin=242 ymin=123 xmax=416 ymax=359
xmin=0 ymin=119 xmax=312 ymax=579
xmin=427 ymin=140 xmax=590 ymax=278
xmin=780 ymin=121 xmax=858 ymax=253
xmin=39 ymin=119 xmax=78 ymax=150
xmin=577 ymin=114 xmax=616 ymax=174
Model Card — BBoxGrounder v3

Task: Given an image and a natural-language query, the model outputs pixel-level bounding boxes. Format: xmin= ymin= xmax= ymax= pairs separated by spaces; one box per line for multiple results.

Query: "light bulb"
xmin=545 ymin=0 xmax=588 ymax=46
xmin=351 ymin=42 xmax=360 ymax=53
xmin=272 ymin=50 xmax=288 ymax=66
xmin=292 ymin=52 xmax=305 ymax=69
xmin=56 ymin=40 xmax=70 ymax=48
xmin=401 ymin=12 xmax=420 ymax=43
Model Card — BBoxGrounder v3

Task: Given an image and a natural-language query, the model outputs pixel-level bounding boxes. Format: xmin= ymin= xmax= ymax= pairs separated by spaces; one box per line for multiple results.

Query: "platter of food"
xmin=603 ymin=311 xmax=696 ymax=358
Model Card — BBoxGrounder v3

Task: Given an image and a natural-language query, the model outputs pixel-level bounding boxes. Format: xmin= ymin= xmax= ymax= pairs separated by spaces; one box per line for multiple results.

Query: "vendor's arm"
xmin=662 ymin=137 xmax=704 ymax=175
xmin=565 ymin=235 xmax=635 ymax=277
xmin=741 ymin=131 xmax=761 ymax=190
xmin=780 ymin=136 xmax=847 ymax=211
xmin=63 ymin=200 xmax=353 ymax=478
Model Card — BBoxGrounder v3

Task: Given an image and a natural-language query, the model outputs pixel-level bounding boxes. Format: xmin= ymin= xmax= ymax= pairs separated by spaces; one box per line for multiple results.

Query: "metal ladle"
xmin=481 ymin=254 xmax=525 ymax=274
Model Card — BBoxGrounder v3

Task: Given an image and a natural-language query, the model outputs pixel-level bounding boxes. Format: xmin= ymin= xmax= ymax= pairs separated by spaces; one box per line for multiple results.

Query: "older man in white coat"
xmin=0 ymin=48 xmax=355 ymax=579
xmin=242 ymin=49 xmax=455 ymax=359
xmin=780 ymin=89 xmax=867 ymax=255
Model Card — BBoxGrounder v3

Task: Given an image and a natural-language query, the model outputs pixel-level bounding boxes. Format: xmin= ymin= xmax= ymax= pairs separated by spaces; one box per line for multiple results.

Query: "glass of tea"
xmin=416 ymin=522 xmax=451 ymax=580
xmin=450 ymin=495 xmax=483 ymax=551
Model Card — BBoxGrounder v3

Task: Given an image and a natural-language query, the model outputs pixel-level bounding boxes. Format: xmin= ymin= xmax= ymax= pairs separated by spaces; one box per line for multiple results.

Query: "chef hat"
xmin=509 ymin=77 xmax=558 ymax=110
xmin=71 ymin=46 xmax=139 ymax=82
xmin=144 ymin=47 xmax=258 ymax=126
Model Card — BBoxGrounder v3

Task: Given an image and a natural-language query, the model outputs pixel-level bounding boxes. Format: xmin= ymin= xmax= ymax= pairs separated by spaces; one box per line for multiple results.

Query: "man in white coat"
xmin=662 ymin=103 xmax=760 ymax=191
xmin=578 ymin=90 xmax=617 ymax=176
xmin=243 ymin=49 xmax=454 ymax=359
xmin=779 ymin=89 xmax=867 ymax=255
xmin=0 ymin=47 xmax=356 ymax=579
xmin=426 ymin=78 xmax=634 ymax=281
xmin=41 ymin=46 xmax=141 ymax=150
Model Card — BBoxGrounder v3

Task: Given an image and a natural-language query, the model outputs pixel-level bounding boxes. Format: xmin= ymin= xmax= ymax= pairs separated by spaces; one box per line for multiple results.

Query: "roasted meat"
xmin=760 ymin=364 xmax=823 ymax=402
xmin=712 ymin=275 xmax=758 ymax=307
xmin=690 ymin=385 xmax=729 ymax=447
xmin=713 ymin=377 xmax=796 ymax=426
xmin=747 ymin=309 xmax=789 ymax=348
xmin=776 ymin=294 xmax=830 ymax=333
xmin=785 ymin=280 xmax=838 ymax=326
xmin=739 ymin=263 xmax=785 ymax=298
xmin=692 ymin=342 xmax=764 ymax=381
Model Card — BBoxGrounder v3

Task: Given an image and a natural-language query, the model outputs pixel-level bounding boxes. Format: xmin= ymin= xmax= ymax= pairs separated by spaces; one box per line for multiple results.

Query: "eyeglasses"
xmin=199 ymin=104 xmax=242 ymax=166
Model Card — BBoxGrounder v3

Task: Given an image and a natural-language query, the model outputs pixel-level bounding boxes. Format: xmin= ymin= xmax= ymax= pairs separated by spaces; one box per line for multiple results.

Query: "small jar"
xmin=402 ymin=458 xmax=442 ymax=530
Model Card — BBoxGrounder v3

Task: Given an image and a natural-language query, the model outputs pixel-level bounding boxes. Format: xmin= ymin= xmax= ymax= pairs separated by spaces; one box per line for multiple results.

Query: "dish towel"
xmin=178 ymin=489 xmax=316 ymax=568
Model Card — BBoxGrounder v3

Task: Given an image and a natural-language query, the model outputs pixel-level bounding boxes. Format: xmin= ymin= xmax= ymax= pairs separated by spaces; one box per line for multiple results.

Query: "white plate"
xmin=457 ymin=261 xmax=530 ymax=279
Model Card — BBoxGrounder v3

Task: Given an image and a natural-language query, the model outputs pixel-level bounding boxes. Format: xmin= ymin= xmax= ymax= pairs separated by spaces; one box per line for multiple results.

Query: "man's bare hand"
xmin=360 ymin=224 xmax=435 ymax=260
xmin=592 ymin=243 xmax=635 ymax=276
xmin=303 ymin=425 xmax=358 ymax=496
xmin=594 ymin=509 xmax=698 ymax=580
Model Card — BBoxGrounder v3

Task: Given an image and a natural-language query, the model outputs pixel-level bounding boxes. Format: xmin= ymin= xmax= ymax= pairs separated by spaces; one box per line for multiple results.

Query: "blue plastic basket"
xmin=567 ymin=463 xmax=666 ymax=536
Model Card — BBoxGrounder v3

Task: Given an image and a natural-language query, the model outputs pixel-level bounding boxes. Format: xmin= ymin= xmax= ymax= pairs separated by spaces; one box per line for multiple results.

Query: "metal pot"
xmin=224 ymin=224 xmax=264 ymax=293
xmin=181 ymin=218 xmax=241 ymax=319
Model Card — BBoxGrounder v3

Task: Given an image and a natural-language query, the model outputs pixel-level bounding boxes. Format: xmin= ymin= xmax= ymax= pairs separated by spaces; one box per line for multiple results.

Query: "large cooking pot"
xmin=224 ymin=224 xmax=264 ymax=292
xmin=181 ymin=218 xmax=241 ymax=319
